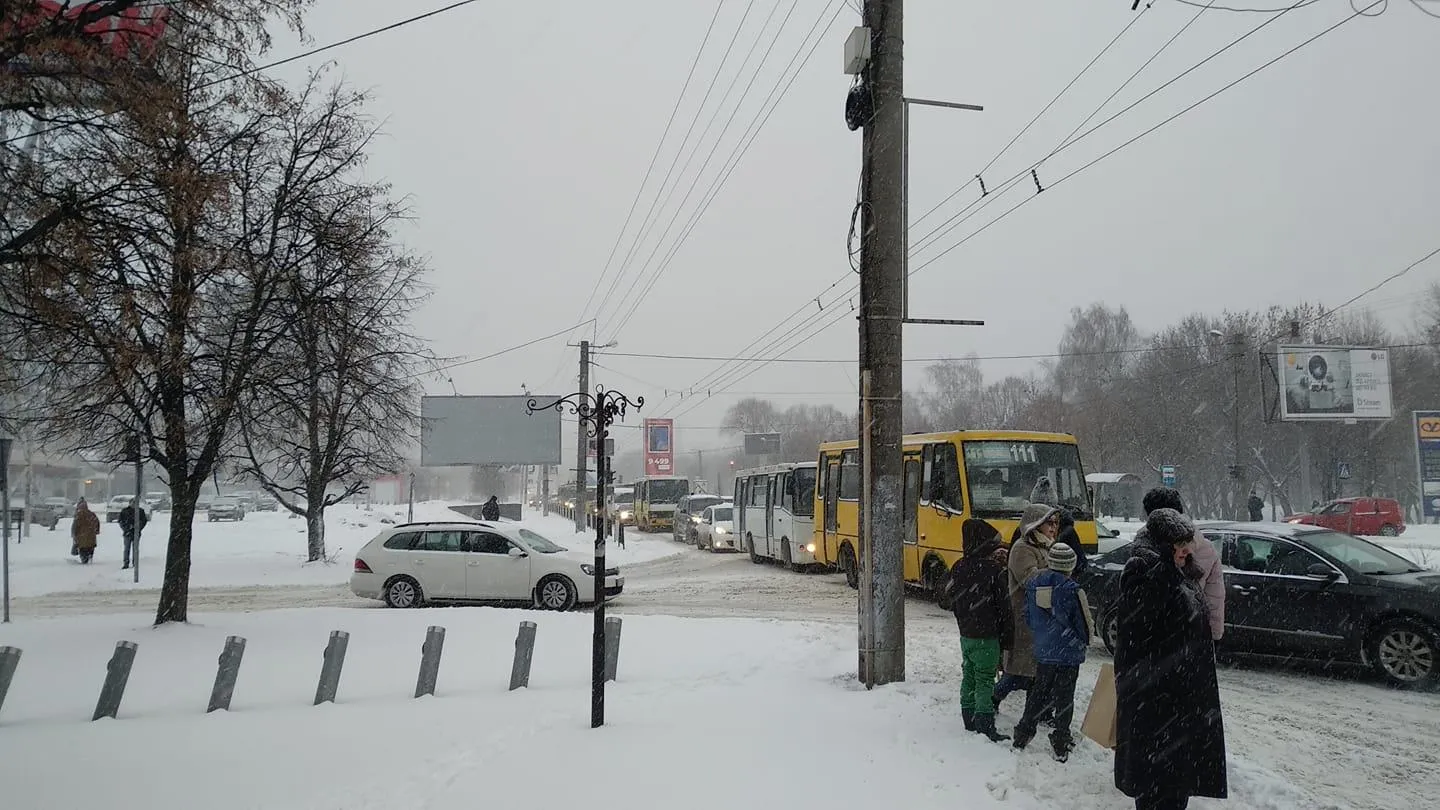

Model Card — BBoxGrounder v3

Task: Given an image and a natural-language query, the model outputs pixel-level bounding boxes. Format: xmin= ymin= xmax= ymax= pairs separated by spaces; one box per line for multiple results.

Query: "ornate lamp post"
xmin=528 ymin=386 xmax=641 ymax=728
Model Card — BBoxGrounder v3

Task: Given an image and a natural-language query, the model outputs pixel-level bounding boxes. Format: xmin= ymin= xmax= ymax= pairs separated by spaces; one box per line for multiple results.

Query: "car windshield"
xmin=516 ymin=528 xmax=567 ymax=554
xmin=213 ymin=498 xmax=237 ymax=505
xmin=711 ymin=507 xmax=733 ymax=522
xmin=613 ymin=491 xmax=634 ymax=505
xmin=792 ymin=466 xmax=817 ymax=517
xmin=688 ymin=496 xmax=723 ymax=513
xmin=963 ymin=440 xmax=1091 ymax=519
xmin=1298 ymin=530 xmax=1420 ymax=575
xmin=1097 ymin=542 xmax=1134 ymax=564
xmin=648 ymin=479 xmax=689 ymax=502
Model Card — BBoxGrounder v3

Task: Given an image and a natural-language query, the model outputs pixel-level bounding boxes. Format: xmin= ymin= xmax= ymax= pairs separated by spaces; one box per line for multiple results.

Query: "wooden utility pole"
xmin=857 ymin=0 xmax=905 ymax=687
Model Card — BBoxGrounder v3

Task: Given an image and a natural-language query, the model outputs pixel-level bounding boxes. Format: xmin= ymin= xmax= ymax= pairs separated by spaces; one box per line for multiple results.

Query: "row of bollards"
xmin=0 ymin=617 xmax=624 ymax=724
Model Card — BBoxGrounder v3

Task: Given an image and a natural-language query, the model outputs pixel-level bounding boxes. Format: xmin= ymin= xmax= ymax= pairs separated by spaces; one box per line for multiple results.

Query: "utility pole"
xmin=1229 ymin=332 xmax=1247 ymax=521
xmin=857 ymin=0 xmax=906 ymax=687
xmin=574 ymin=340 xmax=590 ymax=533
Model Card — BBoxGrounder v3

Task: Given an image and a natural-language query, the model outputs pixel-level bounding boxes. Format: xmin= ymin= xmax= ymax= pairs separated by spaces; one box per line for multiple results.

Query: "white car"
xmin=350 ymin=520 xmax=623 ymax=611
xmin=695 ymin=504 xmax=737 ymax=552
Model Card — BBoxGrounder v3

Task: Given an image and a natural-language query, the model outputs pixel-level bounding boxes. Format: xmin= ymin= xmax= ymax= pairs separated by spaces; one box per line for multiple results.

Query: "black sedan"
xmin=1080 ymin=521 xmax=1440 ymax=689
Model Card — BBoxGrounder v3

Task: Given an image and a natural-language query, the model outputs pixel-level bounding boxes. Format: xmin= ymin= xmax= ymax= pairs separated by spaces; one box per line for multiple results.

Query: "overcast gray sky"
xmin=276 ymin=0 xmax=1440 ymax=454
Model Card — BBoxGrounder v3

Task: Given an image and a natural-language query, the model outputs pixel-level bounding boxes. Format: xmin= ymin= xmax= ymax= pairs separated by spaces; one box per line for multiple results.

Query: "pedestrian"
xmin=1013 ymin=542 xmax=1093 ymax=760
xmin=1248 ymin=489 xmax=1265 ymax=522
xmin=481 ymin=496 xmax=500 ymax=522
xmin=1139 ymin=487 xmax=1225 ymax=640
xmin=1114 ymin=507 xmax=1228 ymax=810
xmin=943 ymin=519 xmax=1014 ymax=743
xmin=1053 ymin=505 xmax=1089 ymax=578
xmin=117 ymin=501 xmax=148 ymax=570
xmin=995 ymin=502 xmax=1060 ymax=709
xmin=71 ymin=498 xmax=101 ymax=565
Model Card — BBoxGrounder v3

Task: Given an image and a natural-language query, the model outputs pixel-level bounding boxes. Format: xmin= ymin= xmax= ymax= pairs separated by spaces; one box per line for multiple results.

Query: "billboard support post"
xmin=528 ymin=387 xmax=642 ymax=729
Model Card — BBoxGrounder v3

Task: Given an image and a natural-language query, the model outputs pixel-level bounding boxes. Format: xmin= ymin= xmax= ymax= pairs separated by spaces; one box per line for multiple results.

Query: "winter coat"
xmin=117 ymin=504 xmax=148 ymax=538
xmin=1114 ymin=535 xmax=1228 ymax=801
xmin=1248 ymin=494 xmax=1265 ymax=521
xmin=481 ymin=499 xmax=500 ymax=521
xmin=1004 ymin=503 xmax=1058 ymax=678
xmin=1025 ymin=570 xmax=1092 ymax=667
xmin=71 ymin=506 xmax=101 ymax=550
xmin=1135 ymin=525 xmax=1226 ymax=640
xmin=945 ymin=520 xmax=1014 ymax=648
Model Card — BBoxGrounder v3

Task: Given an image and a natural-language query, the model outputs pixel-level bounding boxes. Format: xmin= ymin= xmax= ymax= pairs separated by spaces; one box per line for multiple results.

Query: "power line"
xmin=421 ymin=319 xmax=596 ymax=380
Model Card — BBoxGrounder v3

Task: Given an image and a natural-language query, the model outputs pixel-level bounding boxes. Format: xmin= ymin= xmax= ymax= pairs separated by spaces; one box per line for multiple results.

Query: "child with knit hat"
xmin=1013 ymin=541 xmax=1095 ymax=761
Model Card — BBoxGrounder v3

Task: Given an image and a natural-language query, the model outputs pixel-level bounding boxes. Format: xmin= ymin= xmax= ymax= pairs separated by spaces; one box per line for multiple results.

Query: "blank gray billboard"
xmin=420 ymin=395 xmax=562 ymax=466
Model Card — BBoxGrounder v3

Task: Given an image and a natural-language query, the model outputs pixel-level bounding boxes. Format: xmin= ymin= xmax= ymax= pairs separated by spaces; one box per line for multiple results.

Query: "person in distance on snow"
xmin=481 ymin=496 xmax=500 ymax=522
xmin=1012 ymin=542 xmax=1093 ymax=761
xmin=942 ymin=519 xmax=1014 ymax=743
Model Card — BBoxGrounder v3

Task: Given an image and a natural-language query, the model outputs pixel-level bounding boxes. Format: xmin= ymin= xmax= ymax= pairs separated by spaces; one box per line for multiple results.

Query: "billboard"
xmin=420 ymin=395 xmax=562 ymax=467
xmin=644 ymin=418 xmax=673 ymax=476
xmin=1278 ymin=346 xmax=1393 ymax=421
xmin=744 ymin=432 xmax=781 ymax=455
xmin=1415 ymin=411 xmax=1440 ymax=520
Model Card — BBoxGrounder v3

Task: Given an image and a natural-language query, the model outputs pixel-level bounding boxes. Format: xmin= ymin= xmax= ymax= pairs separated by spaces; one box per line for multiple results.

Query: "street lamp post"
xmin=528 ymin=386 xmax=642 ymax=729
xmin=1 ymin=432 xmax=12 ymax=623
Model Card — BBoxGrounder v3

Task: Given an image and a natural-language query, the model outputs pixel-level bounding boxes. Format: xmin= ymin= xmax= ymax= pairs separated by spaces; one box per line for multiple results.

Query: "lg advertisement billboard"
xmin=1278 ymin=346 xmax=1393 ymax=421
xmin=644 ymin=418 xmax=673 ymax=476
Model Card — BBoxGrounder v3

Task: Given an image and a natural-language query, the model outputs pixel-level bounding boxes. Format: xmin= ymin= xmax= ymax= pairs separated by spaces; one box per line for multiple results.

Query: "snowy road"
xmin=7 ymin=529 xmax=1437 ymax=809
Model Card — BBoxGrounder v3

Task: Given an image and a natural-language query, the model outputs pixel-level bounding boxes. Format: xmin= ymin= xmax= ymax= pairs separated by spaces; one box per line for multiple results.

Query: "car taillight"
xmin=354 ymin=558 xmax=372 ymax=573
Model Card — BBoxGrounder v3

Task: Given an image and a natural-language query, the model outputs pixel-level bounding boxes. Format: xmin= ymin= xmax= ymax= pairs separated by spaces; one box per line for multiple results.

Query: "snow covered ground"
xmin=0 ymin=606 xmax=1322 ymax=810
xmin=3 ymin=503 xmax=683 ymax=599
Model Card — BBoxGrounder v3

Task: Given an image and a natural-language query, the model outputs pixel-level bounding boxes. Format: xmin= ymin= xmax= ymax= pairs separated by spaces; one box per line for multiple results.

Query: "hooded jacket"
xmin=944 ymin=519 xmax=1014 ymax=648
xmin=71 ymin=504 xmax=101 ymax=550
xmin=1004 ymin=502 xmax=1059 ymax=677
xmin=481 ymin=497 xmax=500 ymax=521
xmin=1025 ymin=569 xmax=1093 ymax=667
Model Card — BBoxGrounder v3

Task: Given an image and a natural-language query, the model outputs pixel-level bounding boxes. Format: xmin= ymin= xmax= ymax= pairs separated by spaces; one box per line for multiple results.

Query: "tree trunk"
xmin=155 ymin=493 xmax=195 ymax=625
xmin=306 ymin=506 xmax=326 ymax=563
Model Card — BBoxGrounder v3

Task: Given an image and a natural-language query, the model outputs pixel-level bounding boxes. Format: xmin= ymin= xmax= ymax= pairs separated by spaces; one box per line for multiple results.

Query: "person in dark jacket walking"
xmin=481 ymin=496 xmax=500 ymax=522
xmin=1013 ymin=542 xmax=1093 ymax=760
xmin=1114 ymin=508 xmax=1228 ymax=810
xmin=944 ymin=519 xmax=1014 ymax=743
xmin=117 ymin=502 xmax=148 ymax=570
xmin=1247 ymin=490 xmax=1265 ymax=522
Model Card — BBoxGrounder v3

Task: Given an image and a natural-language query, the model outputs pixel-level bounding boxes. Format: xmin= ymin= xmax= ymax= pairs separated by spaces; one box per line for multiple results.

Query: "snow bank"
xmin=4 ymin=503 xmax=682 ymax=599
xmin=0 ymin=608 xmax=1314 ymax=810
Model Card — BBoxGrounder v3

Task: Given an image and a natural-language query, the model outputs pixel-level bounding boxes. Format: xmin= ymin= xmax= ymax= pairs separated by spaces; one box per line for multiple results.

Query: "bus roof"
xmin=733 ymin=461 xmax=817 ymax=478
xmin=818 ymin=429 xmax=1078 ymax=453
xmin=634 ymin=475 xmax=689 ymax=481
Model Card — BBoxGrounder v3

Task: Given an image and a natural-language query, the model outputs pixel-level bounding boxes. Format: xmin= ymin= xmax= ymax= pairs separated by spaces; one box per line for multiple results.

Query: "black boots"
xmin=962 ymin=709 xmax=975 ymax=732
xmin=973 ymin=712 xmax=1011 ymax=743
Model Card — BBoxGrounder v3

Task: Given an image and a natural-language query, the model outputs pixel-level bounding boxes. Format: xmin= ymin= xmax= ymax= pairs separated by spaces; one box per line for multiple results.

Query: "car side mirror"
xmin=1306 ymin=563 xmax=1338 ymax=580
xmin=508 ymin=547 xmax=527 ymax=558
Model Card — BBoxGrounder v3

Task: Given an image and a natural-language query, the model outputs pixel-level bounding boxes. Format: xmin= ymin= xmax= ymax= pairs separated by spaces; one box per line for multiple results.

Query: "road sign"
xmin=1160 ymin=465 xmax=1177 ymax=488
xmin=1337 ymin=462 xmax=1352 ymax=480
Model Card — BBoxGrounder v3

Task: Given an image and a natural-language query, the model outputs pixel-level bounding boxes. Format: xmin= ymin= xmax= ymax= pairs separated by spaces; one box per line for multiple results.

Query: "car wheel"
xmin=1379 ymin=524 xmax=1399 ymax=537
xmin=536 ymin=575 xmax=578 ymax=611
xmin=1101 ymin=610 xmax=1118 ymax=655
xmin=384 ymin=576 xmax=423 ymax=609
xmin=1370 ymin=619 xmax=1438 ymax=688
xmin=841 ymin=545 xmax=859 ymax=590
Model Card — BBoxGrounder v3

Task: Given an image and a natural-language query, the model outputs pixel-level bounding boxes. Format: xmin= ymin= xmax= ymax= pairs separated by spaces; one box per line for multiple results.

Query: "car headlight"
xmin=580 ymin=564 xmax=595 ymax=575
xmin=620 ymin=510 xmax=632 ymax=519
xmin=715 ymin=526 xmax=727 ymax=534
xmin=692 ymin=515 xmax=702 ymax=523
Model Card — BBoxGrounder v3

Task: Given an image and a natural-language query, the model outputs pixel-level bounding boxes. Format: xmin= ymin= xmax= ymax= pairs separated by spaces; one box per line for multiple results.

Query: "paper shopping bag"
xmin=1081 ymin=662 xmax=1117 ymax=749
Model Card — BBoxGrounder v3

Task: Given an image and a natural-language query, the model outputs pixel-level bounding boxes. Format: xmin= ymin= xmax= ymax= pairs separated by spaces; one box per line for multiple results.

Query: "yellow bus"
xmin=633 ymin=475 xmax=692 ymax=532
xmin=814 ymin=430 xmax=1098 ymax=592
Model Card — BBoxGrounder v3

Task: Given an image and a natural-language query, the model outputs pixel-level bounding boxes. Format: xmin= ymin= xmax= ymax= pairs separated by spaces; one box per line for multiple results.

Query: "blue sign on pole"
xmin=1160 ymin=465 xmax=1177 ymax=488
xmin=1414 ymin=411 xmax=1440 ymax=520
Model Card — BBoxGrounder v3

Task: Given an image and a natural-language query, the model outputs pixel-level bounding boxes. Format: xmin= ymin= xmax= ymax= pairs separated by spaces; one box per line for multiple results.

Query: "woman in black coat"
xmin=1114 ymin=508 xmax=1227 ymax=810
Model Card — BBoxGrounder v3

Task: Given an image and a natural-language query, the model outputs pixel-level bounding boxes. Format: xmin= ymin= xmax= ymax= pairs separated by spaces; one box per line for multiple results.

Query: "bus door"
xmin=765 ymin=474 xmax=777 ymax=557
xmin=736 ymin=478 xmax=748 ymax=540
xmin=903 ymin=452 xmax=923 ymax=581
xmin=823 ymin=458 xmax=839 ymax=561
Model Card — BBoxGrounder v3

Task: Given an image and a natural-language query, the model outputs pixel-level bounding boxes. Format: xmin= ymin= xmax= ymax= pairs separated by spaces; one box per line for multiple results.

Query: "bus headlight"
xmin=620 ymin=510 xmax=632 ymax=520
xmin=805 ymin=543 xmax=816 ymax=553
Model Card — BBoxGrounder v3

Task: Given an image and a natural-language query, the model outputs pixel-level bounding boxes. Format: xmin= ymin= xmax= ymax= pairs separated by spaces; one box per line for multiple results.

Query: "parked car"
xmin=105 ymin=495 xmax=135 ymax=523
xmin=207 ymin=497 xmax=245 ymax=522
xmin=672 ymin=494 xmax=725 ymax=543
xmin=350 ymin=520 xmax=623 ymax=610
xmin=694 ymin=504 xmax=736 ymax=552
xmin=5 ymin=502 xmax=59 ymax=530
xmin=1081 ymin=520 xmax=1440 ymax=688
xmin=45 ymin=496 xmax=74 ymax=519
xmin=234 ymin=491 xmax=258 ymax=512
xmin=143 ymin=491 xmax=171 ymax=511
xmin=1286 ymin=497 xmax=1406 ymax=537
xmin=256 ymin=495 xmax=279 ymax=512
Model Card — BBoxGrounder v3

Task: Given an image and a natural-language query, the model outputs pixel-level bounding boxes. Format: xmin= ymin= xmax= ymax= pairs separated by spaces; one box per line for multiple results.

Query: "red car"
xmin=1286 ymin=497 xmax=1406 ymax=537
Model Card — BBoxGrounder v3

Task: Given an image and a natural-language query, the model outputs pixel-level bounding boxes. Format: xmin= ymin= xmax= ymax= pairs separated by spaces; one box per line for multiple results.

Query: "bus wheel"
xmin=747 ymin=534 xmax=763 ymax=565
xmin=922 ymin=557 xmax=947 ymax=597
xmin=841 ymin=545 xmax=859 ymax=590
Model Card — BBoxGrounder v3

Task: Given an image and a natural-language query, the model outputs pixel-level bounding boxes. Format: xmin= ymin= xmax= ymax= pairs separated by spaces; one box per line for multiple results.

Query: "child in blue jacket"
xmin=1013 ymin=542 xmax=1095 ymax=761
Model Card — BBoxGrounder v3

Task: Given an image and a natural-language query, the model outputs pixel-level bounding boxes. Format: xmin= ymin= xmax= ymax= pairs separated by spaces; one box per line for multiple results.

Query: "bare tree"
xmin=234 ymin=76 xmax=431 ymax=562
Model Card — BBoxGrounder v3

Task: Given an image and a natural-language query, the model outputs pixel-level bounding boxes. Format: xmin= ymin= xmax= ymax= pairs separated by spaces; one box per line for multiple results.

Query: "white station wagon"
xmin=350 ymin=521 xmax=623 ymax=611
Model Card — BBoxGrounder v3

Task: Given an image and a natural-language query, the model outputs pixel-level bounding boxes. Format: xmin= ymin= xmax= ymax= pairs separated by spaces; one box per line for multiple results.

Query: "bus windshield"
xmin=792 ymin=467 xmax=817 ymax=517
xmin=647 ymin=479 xmax=689 ymax=503
xmin=962 ymin=440 xmax=1090 ymax=519
xmin=612 ymin=490 xmax=634 ymax=505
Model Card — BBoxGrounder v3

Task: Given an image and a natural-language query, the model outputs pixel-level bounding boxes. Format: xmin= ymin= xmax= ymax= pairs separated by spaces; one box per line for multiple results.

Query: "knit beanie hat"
xmin=1048 ymin=542 xmax=1078 ymax=573
xmin=1145 ymin=507 xmax=1195 ymax=547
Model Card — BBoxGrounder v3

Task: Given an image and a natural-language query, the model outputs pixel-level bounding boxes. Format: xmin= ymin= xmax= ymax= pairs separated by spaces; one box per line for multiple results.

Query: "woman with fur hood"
xmin=994 ymin=502 xmax=1061 ymax=708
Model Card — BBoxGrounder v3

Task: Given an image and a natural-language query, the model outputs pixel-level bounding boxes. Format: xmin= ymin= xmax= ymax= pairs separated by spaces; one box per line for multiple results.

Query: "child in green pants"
xmin=942 ymin=519 xmax=1015 ymax=742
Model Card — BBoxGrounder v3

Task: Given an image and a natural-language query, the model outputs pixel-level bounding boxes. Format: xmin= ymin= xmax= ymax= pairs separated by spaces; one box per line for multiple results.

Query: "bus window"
xmin=961 ymin=439 xmax=1088 ymax=519
xmin=792 ymin=465 xmax=816 ymax=517
xmin=780 ymin=472 xmax=793 ymax=513
xmin=839 ymin=450 xmax=861 ymax=501
xmin=931 ymin=443 xmax=963 ymax=512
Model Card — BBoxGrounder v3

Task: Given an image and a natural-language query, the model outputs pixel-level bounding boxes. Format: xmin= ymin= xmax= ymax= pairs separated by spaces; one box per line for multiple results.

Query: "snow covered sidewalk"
xmin=0 ymin=607 xmax=1317 ymax=810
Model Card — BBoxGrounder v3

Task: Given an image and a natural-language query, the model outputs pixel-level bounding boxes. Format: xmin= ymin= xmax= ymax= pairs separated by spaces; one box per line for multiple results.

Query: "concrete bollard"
xmin=313 ymin=630 xmax=350 ymax=705
xmin=92 ymin=641 xmax=138 ymax=721
xmin=603 ymin=616 xmax=623 ymax=683
xmin=509 ymin=620 xmax=538 ymax=691
xmin=414 ymin=625 xmax=446 ymax=698
xmin=207 ymin=636 xmax=247 ymax=713
xmin=0 ymin=646 xmax=21 ymax=719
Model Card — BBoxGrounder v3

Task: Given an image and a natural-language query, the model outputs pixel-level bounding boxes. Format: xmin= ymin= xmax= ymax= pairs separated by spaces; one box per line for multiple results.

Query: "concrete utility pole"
xmin=857 ymin=0 xmax=906 ymax=687
xmin=575 ymin=340 xmax=590 ymax=533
